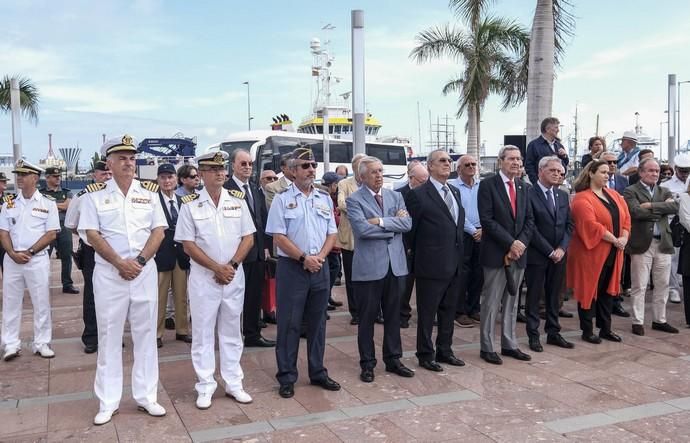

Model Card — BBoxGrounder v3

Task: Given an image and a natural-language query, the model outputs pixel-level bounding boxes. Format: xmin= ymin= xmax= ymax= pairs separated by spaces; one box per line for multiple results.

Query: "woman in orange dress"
xmin=567 ymin=160 xmax=631 ymax=343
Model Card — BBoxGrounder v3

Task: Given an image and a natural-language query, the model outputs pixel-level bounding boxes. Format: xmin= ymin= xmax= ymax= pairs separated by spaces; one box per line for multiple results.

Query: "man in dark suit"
xmin=226 ymin=149 xmax=275 ymax=347
xmin=478 ymin=145 xmax=535 ymax=365
xmin=397 ymin=162 xmax=428 ymax=328
xmin=525 ymin=117 xmax=569 ymax=185
xmin=154 ymin=163 xmax=191 ymax=348
xmin=407 ymin=149 xmax=466 ymax=372
xmin=525 ymin=157 xmax=574 ymax=352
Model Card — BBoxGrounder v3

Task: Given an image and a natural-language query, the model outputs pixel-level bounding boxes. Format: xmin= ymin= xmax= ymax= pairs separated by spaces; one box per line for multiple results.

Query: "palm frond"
xmin=449 ymin=0 xmax=496 ymax=30
xmin=0 ymin=75 xmax=40 ymax=124
xmin=553 ymin=0 xmax=576 ymax=66
xmin=410 ymin=24 xmax=472 ymax=64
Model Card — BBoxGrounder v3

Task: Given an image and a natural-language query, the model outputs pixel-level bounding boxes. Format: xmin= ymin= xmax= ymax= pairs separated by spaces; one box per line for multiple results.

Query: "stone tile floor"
xmin=2 ymin=258 xmax=690 ymax=441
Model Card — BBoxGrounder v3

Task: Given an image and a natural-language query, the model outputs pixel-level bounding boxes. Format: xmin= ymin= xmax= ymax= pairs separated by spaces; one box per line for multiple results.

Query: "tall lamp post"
xmin=242 ymin=81 xmax=252 ymax=131
xmin=678 ymin=80 xmax=690 ymax=153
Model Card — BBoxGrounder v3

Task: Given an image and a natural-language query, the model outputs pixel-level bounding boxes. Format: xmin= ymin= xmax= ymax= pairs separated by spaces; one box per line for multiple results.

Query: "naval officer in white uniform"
xmin=78 ymin=135 xmax=167 ymax=425
xmin=174 ymin=151 xmax=256 ymax=409
xmin=0 ymin=160 xmax=60 ymax=361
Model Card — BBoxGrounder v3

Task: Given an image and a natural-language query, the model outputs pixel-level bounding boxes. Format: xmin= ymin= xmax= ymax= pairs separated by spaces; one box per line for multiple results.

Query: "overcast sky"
xmin=2 ymin=0 xmax=689 ymax=165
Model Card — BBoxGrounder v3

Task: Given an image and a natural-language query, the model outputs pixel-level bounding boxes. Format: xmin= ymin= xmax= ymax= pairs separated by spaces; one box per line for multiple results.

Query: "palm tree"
xmin=411 ymin=16 xmax=529 ymax=158
xmin=0 ymin=75 xmax=40 ymax=124
xmin=525 ymin=0 xmax=575 ymax=140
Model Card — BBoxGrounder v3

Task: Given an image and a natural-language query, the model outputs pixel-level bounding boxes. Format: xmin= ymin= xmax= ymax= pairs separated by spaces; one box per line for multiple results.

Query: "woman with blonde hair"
xmin=567 ymin=160 xmax=631 ymax=343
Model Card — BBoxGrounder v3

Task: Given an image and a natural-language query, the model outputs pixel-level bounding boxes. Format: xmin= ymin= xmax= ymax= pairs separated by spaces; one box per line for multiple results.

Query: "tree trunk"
xmin=467 ymin=102 xmax=479 ymax=158
xmin=526 ymin=0 xmax=555 ymax=141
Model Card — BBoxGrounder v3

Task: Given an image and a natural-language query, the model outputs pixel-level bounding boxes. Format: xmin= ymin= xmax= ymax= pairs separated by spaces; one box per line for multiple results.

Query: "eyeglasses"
xmin=188 ymin=175 xmax=199 ymax=179
xmin=436 ymin=158 xmax=452 ymax=164
xmin=238 ymin=161 xmax=253 ymax=167
xmin=463 ymin=163 xmax=477 ymax=167
xmin=299 ymin=162 xmax=318 ymax=170
xmin=264 ymin=176 xmax=279 ymax=181
xmin=606 ymin=161 xmax=617 ymax=165
xmin=677 ymin=168 xmax=690 ymax=174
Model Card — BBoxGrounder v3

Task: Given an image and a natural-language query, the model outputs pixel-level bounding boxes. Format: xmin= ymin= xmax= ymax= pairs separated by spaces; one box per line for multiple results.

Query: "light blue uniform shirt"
xmin=449 ymin=177 xmax=480 ymax=235
xmin=265 ymin=184 xmax=338 ymax=257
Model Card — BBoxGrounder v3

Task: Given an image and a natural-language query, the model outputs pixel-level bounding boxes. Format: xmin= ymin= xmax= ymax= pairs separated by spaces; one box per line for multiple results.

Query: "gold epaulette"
xmin=140 ymin=181 xmax=159 ymax=193
xmin=3 ymin=194 xmax=15 ymax=209
xmin=181 ymin=193 xmax=200 ymax=204
xmin=228 ymin=189 xmax=245 ymax=199
xmin=86 ymin=183 xmax=106 ymax=193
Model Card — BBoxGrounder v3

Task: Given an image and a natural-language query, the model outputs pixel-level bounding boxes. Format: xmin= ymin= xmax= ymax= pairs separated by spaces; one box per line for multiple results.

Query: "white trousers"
xmin=93 ymin=261 xmax=159 ymax=411
xmin=670 ymin=247 xmax=682 ymax=291
xmin=1 ymin=254 xmax=51 ymax=351
xmin=630 ymin=239 xmax=672 ymax=325
xmin=188 ymin=265 xmax=245 ymax=395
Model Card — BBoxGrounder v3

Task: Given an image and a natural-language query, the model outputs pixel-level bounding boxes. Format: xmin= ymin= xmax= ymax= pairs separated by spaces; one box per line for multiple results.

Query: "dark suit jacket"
xmin=478 ymin=173 xmax=534 ymax=268
xmin=608 ymin=174 xmax=628 ymax=195
xmin=225 ymin=177 xmax=266 ymax=262
xmin=525 ymin=136 xmax=569 ymax=185
xmin=397 ymin=184 xmax=413 ymax=250
xmin=155 ymin=192 xmax=190 ymax=272
xmin=526 ymin=184 xmax=573 ymax=265
xmin=406 ymin=180 xmax=464 ymax=280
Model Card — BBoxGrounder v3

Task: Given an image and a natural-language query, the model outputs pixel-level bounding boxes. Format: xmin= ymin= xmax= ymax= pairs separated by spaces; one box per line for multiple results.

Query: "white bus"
xmin=206 ymin=130 xmax=409 ymax=187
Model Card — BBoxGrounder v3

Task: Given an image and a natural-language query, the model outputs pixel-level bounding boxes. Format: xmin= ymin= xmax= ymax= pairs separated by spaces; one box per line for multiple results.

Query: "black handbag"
xmin=671 ymin=215 xmax=684 ymax=248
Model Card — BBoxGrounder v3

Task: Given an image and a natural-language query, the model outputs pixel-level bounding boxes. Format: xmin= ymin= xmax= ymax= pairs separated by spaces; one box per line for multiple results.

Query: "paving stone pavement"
xmin=2 ymin=257 xmax=690 ymax=442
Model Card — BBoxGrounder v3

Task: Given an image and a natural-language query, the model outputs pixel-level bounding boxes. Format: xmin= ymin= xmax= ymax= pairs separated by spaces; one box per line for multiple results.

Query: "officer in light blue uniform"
xmin=265 ymin=144 xmax=340 ymax=399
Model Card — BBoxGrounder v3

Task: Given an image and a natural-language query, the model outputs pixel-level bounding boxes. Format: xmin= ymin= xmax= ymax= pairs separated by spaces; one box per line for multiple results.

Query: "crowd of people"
xmin=1 ymin=119 xmax=690 ymax=426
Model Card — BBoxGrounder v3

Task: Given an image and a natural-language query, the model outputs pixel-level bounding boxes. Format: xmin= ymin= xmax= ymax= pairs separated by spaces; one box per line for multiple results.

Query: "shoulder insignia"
xmin=316 ymin=188 xmax=329 ymax=196
xmin=228 ymin=189 xmax=245 ymax=199
xmin=3 ymin=194 xmax=15 ymax=208
xmin=43 ymin=194 xmax=56 ymax=201
xmin=140 ymin=181 xmax=159 ymax=193
xmin=86 ymin=183 xmax=106 ymax=193
xmin=77 ymin=189 xmax=87 ymax=197
xmin=181 ymin=193 xmax=200 ymax=204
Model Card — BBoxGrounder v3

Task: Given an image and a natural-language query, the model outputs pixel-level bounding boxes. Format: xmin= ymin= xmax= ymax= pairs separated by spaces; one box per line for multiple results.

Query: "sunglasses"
xmin=678 ymin=168 xmax=690 ymax=174
xmin=299 ymin=162 xmax=318 ymax=170
xmin=188 ymin=174 xmax=199 ymax=179
xmin=264 ymin=176 xmax=279 ymax=181
xmin=238 ymin=161 xmax=253 ymax=167
xmin=606 ymin=161 xmax=617 ymax=165
xmin=463 ymin=163 xmax=477 ymax=167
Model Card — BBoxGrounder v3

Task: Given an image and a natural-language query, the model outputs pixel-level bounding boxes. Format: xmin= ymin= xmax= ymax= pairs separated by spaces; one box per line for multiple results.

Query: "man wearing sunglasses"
xmin=266 ymin=145 xmax=340 ymax=399
xmin=175 ymin=164 xmax=200 ymax=197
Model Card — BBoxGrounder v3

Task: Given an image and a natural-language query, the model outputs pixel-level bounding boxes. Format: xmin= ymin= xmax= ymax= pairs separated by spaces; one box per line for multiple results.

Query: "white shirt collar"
xmin=498 ymin=170 xmax=513 ymax=184
xmin=537 ymin=181 xmax=552 ymax=194
xmin=232 ymin=175 xmax=249 ymax=189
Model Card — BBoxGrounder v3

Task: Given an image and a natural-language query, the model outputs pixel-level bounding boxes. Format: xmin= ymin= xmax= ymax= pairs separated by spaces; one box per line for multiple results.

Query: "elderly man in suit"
xmin=397 ymin=162 xmax=429 ymax=328
xmin=337 ymin=153 xmax=368 ymax=325
xmin=478 ymin=145 xmax=535 ymax=365
xmin=407 ymin=149 xmax=466 ymax=372
xmin=525 ymin=156 xmax=574 ymax=352
xmin=347 ymin=156 xmax=414 ymax=382
xmin=264 ymin=153 xmax=296 ymax=209
xmin=525 ymin=117 xmax=569 ymax=185
xmin=623 ymin=158 xmax=679 ymax=336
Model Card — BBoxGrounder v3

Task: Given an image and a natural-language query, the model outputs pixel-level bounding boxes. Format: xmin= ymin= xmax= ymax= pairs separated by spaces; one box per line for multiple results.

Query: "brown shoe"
xmin=454 ymin=314 xmax=474 ymax=328
xmin=632 ymin=324 xmax=645 ymax=336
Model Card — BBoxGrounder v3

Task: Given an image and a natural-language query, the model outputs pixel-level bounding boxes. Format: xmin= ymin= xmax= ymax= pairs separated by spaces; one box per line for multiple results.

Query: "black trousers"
xmin=578 ymin=263 xmax=614 ymax=336
xmin=354 ymin=267 xmax=404 ymax=370
xmin=327 ymin=252 xmax=340 ymax=290
xmin=56 ymin=226 xmax=74 ymax=288
xmin=242 ymin=260 xmax=265 ymax=342
xmin=275 ymin=257 xmax=329 ymax=385
xmin=415 ymin=273 xmax=460 ymax=362
xmin=400 ymin=253 xmax=415 ymax=323
xmin=457 ymin=234 xmax=482 ymax=316
xmin=682 ymin=276 xmax=690 ymax=325
xmin=341 ymin=249 xmax=357 ymax=319
xmin=525 ymin=259 xmax=565 ymax=338
xmin=80 ymin=241 xmax=97 ymax=347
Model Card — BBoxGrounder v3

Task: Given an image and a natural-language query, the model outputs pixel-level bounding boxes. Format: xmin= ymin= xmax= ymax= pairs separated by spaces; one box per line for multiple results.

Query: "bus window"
xmin=366 ymin=143 xmax=407 ymax=166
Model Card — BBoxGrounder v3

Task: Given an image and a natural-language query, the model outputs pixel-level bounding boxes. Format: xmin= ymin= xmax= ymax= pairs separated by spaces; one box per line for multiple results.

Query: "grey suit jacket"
xmin=346 ymin=186 xmax=411 ymax=281
xmin=623 ymin=181 xmax=678 ymax=255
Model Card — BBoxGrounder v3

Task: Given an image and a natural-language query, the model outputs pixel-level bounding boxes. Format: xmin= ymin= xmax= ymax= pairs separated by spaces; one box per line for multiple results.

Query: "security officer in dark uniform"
xmin=265 ymin=144 xmax=340 ymax=398
xmin=40 ymin=166 xmax=79 ymax=293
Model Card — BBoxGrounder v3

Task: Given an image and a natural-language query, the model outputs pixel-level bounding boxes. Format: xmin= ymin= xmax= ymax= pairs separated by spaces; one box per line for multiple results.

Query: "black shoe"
xmin=334 ymin=277 xmax=342 ymax=286
xmin=546 ymin=333 xmax=574 ymax=349
xmin=157 ymin=338 xmax=163 ymax=348
xmin=360 ymin=369 xmax=375 ymax=383
xmin=175 ymin=334 xmax=192 ymax=343
xmin=400 ymin=320 xmax=410 ymax=329
xmin=350 ymin=317 xmax=359 ymax=325
xmin=244 ymin=337 xmax=276 ymax=347
xmin=528 ymin=337 xmax=543 ymax=352
xmin=612 ymin=306 xmax=631 ymax=318
xmin=375 ymin=316 xmax=384 ymax=324
xmin=263 ymin=314 xmax=277 ymax=324
xmin=165 ymin=318 xmax=175 ymax=330
xmin=279 ymin=383 xmax=294 ymax=398
xmin=259 ymin=319 xmax=268 ymax=328
xmin=469 ymin=312 xmax=480 ymax=323
xmin=385 ymin=362 xmax=415 ymax=377
xmin=84 ymin=344 xmax=98 ymax=354
xmin=599 ymin=331 xmax=622 ymax=342
xmin=516 ymin=311 xmax=527 ymax=323
xmin=329 ymin=297 xmax=343 ymax=307
xmin=62 ymin=285 xmax=80 ymax=294
xmin=419 ymin=360 xmax=443 ymax=372
xmin=632 ymin=324 xmax=645 ymax=336
xmin=501 ymin=348 xmax=532 ymax=361
xmin=652 ymin=322 xmax=679 ymax=334
xmin=581 ymin=334 xmax=602 ymax=344
xmin=480 ymin=351 xmax=503 ymax=365
xmin=327 ymin=304 xmax=336 ymax=311
xmin=436 ymin=354 xmax=465 ymax=366
xmin=310 ymin=376 xmax=341 ymax=391
xmin=558 ymin=309 xmax=574 ymax=318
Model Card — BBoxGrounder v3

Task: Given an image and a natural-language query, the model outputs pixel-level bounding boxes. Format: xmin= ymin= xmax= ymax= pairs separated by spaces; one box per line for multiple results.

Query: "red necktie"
xmin=507 ymin=180 xmax=516 ymax=217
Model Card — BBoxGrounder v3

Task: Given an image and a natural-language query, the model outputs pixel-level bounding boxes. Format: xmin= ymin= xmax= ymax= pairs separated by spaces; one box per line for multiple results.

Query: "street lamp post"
xmin=242 ymin=81 xmax=252 ymax=131
xmin=678 ymin=80 xmax=690 ymax=153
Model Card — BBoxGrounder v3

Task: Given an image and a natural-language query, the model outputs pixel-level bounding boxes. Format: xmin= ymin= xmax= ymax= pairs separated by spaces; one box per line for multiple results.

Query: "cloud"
xmin=0 ymin=43 xmax=74 ymax=82
xmin=42 ymin=84 xmax=159 ymax=113
xmin=183 ymin=91 xmax=246 ymax=107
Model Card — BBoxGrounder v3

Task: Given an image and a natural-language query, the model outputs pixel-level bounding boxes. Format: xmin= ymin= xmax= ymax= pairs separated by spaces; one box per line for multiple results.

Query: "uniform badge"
xmin=287 ymin=202 xmax=297 ymax=209
xmin=122 ymin=134 xmax=133 ymax=146
xmin=213 ymin=152 xmax=224 ymax=164
xmin=104 ymin=199 xmax=110 ymax=204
